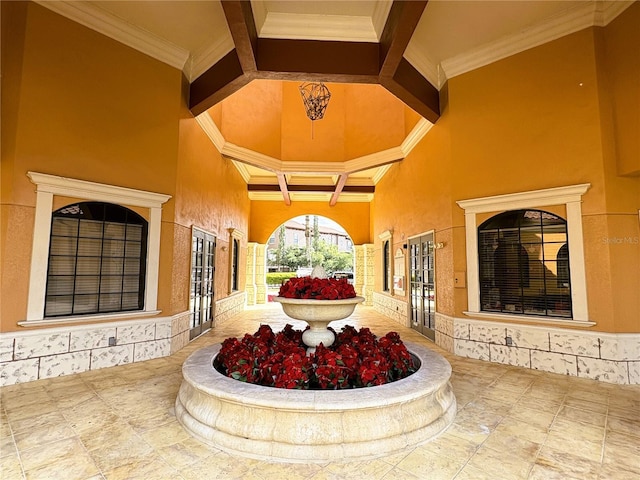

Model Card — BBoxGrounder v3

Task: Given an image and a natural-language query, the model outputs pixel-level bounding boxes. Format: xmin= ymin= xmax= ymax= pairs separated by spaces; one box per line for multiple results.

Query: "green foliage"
xmin=311 ymin=241 xmax=353 ymax=273
xmin=266 ymin=272 xmax=296 ymax=286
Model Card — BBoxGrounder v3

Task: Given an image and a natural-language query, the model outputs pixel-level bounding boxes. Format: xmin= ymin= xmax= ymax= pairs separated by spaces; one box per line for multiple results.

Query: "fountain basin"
xmin=272 ymin=296 xmax=365 ymax=351
xmin=175 ymin=341 xmax=456 ymax=463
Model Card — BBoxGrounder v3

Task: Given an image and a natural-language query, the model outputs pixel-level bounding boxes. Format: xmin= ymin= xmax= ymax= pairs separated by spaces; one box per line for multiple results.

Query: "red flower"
xmin=278 ymin=276 xmax=356 ymax=300
xmin=215 ymin=325 xmax=416 ymax=390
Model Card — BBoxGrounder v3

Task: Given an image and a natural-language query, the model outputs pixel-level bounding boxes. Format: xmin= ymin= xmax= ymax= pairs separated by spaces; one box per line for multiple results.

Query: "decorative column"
xmin=354 ymin=244 xmax=375 ymax=306
xmin=245 ymin=242 xmax=257 ymax=305
xmin=255 ymin=244 xmax=268 ymax=304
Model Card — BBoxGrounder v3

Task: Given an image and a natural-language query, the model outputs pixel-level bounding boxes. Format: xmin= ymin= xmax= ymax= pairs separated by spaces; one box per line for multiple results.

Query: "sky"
xmin=292 ymin=215 xmax=346 ymax=233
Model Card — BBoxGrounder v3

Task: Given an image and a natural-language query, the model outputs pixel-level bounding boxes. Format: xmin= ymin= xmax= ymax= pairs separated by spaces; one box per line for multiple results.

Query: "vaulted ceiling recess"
xmin=194 ymin=0 xmax=437 ymax=205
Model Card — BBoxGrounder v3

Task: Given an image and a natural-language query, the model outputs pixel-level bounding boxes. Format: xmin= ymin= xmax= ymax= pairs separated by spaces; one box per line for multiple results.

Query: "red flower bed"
xmin=215 ymin=324 xmax=416 ymax=390
xmin=278 ymin=276 xmax=356 ymax=300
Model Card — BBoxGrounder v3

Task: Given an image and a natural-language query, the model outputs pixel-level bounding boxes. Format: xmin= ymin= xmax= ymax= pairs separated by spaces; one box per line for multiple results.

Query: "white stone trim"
xmin=372 ymin=292 xmax=408 ymax=328
xmin=25 ymin=172 xmax=171 ymax=322
xmin=431 ymin=312 xmax=639 ymax=385
xmin=456 ymin=184 xmax=591 ymax=322
xmin=18 ymin=310 xmax=161 ymax=328
xmin=215 ymin=292 xmax=247 ymax=325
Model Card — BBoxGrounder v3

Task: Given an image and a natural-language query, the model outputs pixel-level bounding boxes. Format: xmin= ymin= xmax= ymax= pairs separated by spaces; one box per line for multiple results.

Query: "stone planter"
xmin=272 ymin=296 xmax=365 ymax=351
xmin=175 ymin=341 xmax=456 ymax=463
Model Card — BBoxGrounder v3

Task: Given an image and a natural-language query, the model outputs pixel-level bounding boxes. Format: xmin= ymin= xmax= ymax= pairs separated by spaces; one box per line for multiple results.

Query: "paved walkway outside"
xmin=1 ymin=304 xmax=638 ymax=479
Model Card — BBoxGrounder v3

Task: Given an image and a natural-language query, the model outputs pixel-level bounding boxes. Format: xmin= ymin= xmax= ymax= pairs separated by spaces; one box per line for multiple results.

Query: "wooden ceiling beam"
xmin=190 ymin=0 xmax=440 ymax=123
xmin=248 ymin=184 xmax=375 ymax=193
xmin=330 ymin=174 xmax=349 ymax=206
xmin=256 ymin=39 xmax=379 ymax=80
xmin=379 ymin=1 xmax=429 ymax=78
xmin=220 ymin=0 xmax=258 ymax=73
xmin=381 ymin=58 xmax=440 ymax=123
xmin=276 ymin=173 xmax=291 ymax=206
xmin=189 ymin=50 xmax=253 ymax=116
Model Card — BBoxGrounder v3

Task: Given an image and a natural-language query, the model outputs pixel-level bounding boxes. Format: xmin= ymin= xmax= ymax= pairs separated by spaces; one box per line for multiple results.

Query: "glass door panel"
xmin=409 ymin=233 xmax=436 ymax=341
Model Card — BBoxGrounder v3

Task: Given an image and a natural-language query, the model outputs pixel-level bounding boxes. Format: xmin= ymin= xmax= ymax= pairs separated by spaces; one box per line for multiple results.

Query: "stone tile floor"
xmin=1 ymin=304 xmax=639 ymax=479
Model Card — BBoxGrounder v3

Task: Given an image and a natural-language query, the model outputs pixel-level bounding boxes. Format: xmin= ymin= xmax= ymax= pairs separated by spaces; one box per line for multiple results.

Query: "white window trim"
xmin=228 ymin=228 xmax=244 ymax=294
xmin=456 ymin=184 xmax=592 ymax=323
xmin=25 ymin=172 xmax=171 ymax=323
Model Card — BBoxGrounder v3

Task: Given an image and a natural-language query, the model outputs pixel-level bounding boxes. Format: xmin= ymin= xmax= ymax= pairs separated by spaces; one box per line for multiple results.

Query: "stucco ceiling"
xmin=36 ymin=0 xmax=633 ymax=204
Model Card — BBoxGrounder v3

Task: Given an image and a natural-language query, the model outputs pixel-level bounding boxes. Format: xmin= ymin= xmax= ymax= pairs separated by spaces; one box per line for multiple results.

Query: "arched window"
xmin=45 ymin=202 xmax=147 ymax=317
xmin=478 ymin=209 xmax=571 ymax=318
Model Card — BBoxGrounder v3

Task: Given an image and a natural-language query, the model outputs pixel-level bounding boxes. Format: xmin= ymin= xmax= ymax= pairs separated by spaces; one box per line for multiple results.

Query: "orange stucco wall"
xmin=373 ymin=20 xmax=639 ymax=333
xmin=1 ymin=1 xmax=637 ymax=338
xmin=0 ymin=2 xmax=249 ymax=331
xmin=249 ymin=201 xmax=370 ymax=246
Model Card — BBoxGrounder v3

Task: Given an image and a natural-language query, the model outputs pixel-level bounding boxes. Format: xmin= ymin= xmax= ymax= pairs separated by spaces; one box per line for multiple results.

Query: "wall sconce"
xmin=221 ymin=246 xmax=228 ymax=252
xmin=435 ymin=242 xmax=445 ymax=249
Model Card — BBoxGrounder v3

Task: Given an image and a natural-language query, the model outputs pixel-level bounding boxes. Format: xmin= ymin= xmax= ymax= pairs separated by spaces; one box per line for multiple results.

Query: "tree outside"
xmin=267 ymin=216 xmax=353 ymax=274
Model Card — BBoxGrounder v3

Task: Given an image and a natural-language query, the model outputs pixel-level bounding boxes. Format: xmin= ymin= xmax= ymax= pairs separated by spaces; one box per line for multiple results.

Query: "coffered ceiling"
xmin=36 ymin=0 xmax=633 ymax=204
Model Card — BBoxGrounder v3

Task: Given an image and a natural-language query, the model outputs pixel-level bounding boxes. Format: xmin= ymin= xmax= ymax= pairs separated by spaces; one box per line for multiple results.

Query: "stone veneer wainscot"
xmin=0 ymin=293 xmax=246 ymax=386
xmin=373 ymin=295 xmax=639 ymax=385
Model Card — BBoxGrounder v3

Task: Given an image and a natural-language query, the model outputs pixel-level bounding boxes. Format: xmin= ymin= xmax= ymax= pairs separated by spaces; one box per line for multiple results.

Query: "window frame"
xmin=24 ymin=172 xmax=171 ymax=325
xmin=457 ymin=184 xmax=593 ymax=325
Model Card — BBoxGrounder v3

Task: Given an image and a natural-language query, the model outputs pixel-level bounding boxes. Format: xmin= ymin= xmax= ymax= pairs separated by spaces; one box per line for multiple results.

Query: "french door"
xmin=409 ymin=233 xmax=436 ymax=340
xmin=190 ymin=229 xmax=215 ymax=339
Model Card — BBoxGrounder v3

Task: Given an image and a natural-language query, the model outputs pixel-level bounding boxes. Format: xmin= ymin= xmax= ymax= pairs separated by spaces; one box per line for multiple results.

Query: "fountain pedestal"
xmin=272 ymin=296 xmax=364 ymax=352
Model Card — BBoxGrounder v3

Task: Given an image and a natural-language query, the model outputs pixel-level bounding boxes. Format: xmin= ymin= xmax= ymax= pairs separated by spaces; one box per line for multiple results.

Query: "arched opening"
xmin=265 ymin=215 xmax=354 ymax=300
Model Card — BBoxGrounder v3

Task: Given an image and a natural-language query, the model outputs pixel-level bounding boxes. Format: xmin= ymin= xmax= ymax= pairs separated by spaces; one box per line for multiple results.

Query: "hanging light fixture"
xmin=299 ymin=82 xmax=331 ymax=138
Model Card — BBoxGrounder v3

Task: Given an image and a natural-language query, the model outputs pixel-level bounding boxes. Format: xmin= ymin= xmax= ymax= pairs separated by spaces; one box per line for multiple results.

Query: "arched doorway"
xmin=264 ymin=215 xmax=354 ymax=300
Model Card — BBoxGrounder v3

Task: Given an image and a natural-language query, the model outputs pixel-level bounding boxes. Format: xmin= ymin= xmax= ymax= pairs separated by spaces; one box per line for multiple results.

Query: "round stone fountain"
xmin=175 ymin=340 xmax=456 ymax=463
xmin=176 ymin=266 xmax=456 ymax=462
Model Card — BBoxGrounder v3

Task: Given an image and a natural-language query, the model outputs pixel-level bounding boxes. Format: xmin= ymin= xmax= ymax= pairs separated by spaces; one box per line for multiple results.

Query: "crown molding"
xmin=441 ymin=0 xmax=634 ymax=80
xmin=250 ymin=0 xmax=268 ymax=33
xmin=35 ymin=1 xmax=188 ymax=70
xmin=222 ymin=143 xmax=282 ymax=172
xmin=401 ymin=118 xmax=434 ymax=155
xmin=594 ymin=0 xmax=635 ymax=25
xmin=258 ymin=12 xmax=378 ymax=42
xmin=372 ymin=164 xmax=392 ymax=185
xmin=195 ymin=112 xmax=226 ymax=151
xmin=371 ymin=0 xmax=394 ymax=39
xmin=344 ymin=148 xmax=403 ymax=173
xmin=197 ymin=106 xmax=434 ymax=190
xmin=230 ymin=160 xmax=252 ymax=183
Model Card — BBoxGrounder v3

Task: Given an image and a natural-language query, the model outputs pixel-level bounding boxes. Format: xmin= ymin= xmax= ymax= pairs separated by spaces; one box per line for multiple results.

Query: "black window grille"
xmin=45 ymin=202 xmax=147 ymax=317
xmin=383 ymin=240 xmax=390 ymax=292
xmin=478 ymin=209 xmax=572 ymax=318
xmin=231 ymin=238 xmax=239 ymax=291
